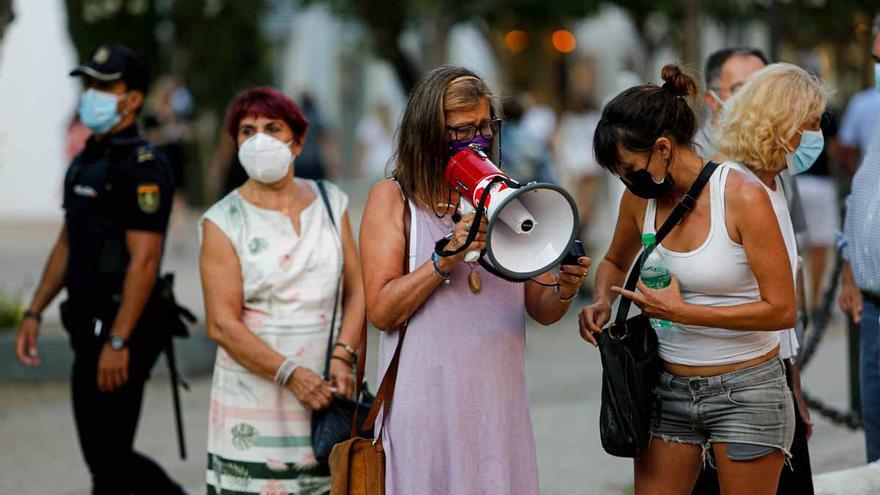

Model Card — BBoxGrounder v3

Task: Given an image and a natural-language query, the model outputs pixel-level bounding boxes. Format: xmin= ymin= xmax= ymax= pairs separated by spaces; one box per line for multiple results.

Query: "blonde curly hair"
xmin=716 ymin=63 xmax=828 ymax=172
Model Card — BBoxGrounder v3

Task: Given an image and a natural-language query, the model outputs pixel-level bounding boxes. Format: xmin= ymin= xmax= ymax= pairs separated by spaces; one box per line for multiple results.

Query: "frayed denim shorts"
xmin=650 ymin=356 xmax=795 ymax=463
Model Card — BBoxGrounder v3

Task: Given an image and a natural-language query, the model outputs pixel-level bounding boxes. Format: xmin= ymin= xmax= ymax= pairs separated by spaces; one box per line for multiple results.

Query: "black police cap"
xmin=70 ymin=44 xmax=149 ymax=94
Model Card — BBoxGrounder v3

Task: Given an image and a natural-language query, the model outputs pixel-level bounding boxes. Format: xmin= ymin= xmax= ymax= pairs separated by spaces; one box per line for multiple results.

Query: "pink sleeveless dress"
xmin=376 ymin=200 xmax=540 ymax=495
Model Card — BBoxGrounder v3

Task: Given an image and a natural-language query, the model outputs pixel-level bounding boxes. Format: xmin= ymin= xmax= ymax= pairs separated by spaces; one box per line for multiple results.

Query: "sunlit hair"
xmin=225 ymin=87 xmax=308 ymax=145
xmin=717 ymin=63 xmax=828 ymax=172
xmin=392 ymin=66 xmax=501 ymax=208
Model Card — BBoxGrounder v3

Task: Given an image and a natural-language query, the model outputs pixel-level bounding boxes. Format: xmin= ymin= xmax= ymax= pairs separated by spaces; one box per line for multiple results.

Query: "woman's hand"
xmin=578 ymin=301 xmax=612 ymax=347
xmin=287 ymin=367 xmax=334 ymax=411
xmin=611 ymin=276 xmax=685 ymax=321
xmin=329 ymin=356 xmax=356 ymax=400
xmin=557 ymin=257 xmax=591 ymax=299
xmin=438 ymin=213 xmax=487 ymax=272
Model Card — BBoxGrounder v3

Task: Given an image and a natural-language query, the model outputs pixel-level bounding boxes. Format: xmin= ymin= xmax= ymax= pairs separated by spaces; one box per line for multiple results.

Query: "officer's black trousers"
xmin=69 ymin=325 xmax=185 ymax=495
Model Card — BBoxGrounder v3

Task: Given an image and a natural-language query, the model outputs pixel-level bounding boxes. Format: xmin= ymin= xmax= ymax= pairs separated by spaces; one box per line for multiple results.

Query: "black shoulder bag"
xmin=311 ymin=181 xmax=375 ymax=465
xmin=598 ymin=161 xmax=719 ymax=458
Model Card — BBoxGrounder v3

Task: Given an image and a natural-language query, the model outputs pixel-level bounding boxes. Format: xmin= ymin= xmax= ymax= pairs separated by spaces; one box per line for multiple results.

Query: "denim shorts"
xmin=651 ymin=356 xmax=795 ymax=462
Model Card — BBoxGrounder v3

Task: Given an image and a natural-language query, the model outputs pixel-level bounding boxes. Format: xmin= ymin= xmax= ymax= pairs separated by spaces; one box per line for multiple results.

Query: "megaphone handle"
xmin=435 ymin=177 xmax=500 ymax=257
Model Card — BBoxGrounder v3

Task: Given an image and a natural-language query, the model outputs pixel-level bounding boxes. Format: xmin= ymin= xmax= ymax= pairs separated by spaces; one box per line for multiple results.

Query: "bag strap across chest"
xmin=614 ymin=161 xmax=720 ymax=324
xmin=316 ymin=180 xmax=344 ymax=380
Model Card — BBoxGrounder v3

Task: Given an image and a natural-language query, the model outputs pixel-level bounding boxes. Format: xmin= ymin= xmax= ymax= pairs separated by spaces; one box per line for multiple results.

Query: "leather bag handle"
xmin=362 ymin=185 xmax=412 ymax=436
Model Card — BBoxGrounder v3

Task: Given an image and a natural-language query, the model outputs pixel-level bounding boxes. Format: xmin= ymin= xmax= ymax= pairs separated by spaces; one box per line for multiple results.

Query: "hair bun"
xmin=661 ymin=64 xmax=697 ymax=98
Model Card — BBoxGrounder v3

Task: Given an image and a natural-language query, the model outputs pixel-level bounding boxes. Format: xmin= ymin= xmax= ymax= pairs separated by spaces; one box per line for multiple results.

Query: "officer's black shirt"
xmin=63 ymin=124 xmax=173 ymax=301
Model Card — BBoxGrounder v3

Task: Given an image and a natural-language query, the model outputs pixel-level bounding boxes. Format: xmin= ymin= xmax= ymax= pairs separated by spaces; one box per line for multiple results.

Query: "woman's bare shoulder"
xmin=367 ymin=179 xmax=405 ymax=206
xmin=362 ymin=179 xmax=406 ymax=233
xmin=724 ymin=167 xmax=771 ymax=208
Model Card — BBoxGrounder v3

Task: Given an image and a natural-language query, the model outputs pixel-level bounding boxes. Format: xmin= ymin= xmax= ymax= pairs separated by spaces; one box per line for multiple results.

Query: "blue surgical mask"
xmin=787 ymin=129 xmax=824 ymax=175
xmin=78 ymin=89 xmax=125 ymax=134
xmin=874 ymin=63 xmax=880 ymax=92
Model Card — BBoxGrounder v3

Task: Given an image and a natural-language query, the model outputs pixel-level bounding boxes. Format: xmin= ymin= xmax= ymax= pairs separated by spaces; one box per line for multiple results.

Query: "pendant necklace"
xmin=467 ymin=262 xmax=481 ymax=294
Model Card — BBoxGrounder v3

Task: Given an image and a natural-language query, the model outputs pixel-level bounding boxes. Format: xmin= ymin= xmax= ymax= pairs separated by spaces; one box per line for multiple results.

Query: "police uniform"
xmin=63 ymin=44 xmax=185 ymax=495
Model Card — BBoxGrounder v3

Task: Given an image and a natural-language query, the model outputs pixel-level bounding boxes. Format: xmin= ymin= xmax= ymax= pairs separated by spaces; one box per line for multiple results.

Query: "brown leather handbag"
xmin=329 ymin=197 xmax=411 ymax=495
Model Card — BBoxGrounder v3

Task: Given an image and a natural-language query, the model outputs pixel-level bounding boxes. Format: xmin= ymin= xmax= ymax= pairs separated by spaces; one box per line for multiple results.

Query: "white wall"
xmin=0 ymin=0 xmax=78 ymax=221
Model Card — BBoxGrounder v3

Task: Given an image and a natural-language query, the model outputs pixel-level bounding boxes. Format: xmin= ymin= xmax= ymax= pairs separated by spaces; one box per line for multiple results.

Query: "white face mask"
xmin=709 ymin=89 xmax=730 ymax=113
xmin=238 ymin=133 xmax=294 ymax=184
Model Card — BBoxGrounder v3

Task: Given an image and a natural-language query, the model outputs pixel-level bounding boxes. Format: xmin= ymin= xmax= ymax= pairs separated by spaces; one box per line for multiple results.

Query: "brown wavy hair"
xmin=392 ymin=66 xmax=501 ymax=208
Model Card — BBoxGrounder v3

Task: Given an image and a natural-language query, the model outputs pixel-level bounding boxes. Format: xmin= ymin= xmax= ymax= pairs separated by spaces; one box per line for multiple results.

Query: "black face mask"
xmin=620 ymin=150 xmax=674 ymax=199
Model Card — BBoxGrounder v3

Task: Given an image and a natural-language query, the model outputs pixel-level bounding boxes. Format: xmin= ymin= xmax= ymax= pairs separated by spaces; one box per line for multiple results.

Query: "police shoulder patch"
xmin=137 ymin=183 xmax=161 ymax=214
xmin=136 ymin=146 xmax=155 ymax=164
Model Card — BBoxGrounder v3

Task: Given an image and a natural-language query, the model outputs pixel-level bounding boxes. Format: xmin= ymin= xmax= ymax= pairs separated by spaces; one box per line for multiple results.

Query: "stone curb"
xmin=0 ymin=328 xmax=217 ymax=381
xmin=813 ymin=462 xmax=880 ymax=494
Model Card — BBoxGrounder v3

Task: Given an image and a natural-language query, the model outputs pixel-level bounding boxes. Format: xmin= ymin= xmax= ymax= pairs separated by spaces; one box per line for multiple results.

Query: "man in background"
xmin=839 ymin=14 xmax=880 ymax=464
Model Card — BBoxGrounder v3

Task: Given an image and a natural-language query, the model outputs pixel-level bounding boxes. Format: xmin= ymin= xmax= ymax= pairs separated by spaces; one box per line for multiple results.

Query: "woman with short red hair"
xmin=199 ymin=87 xmax=365 ymax=493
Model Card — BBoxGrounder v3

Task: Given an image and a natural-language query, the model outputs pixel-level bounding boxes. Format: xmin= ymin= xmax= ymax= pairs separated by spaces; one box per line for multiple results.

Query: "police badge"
xmin=137 ymin=184 xmax=160 ymax=214
xmin=93 ymin=46 xmax=110 ymax=64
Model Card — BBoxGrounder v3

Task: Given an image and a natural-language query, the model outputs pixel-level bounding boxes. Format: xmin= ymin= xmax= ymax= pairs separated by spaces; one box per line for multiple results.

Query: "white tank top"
xmin=642 ymin=164 xmax=779 ymax=366
xmin=726 ymin=162 xmax=799 ymax=359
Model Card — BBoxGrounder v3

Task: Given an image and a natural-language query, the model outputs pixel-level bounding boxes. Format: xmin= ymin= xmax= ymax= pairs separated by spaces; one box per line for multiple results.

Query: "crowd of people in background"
xmin=14 ymin=11 xmax=880 ymax=495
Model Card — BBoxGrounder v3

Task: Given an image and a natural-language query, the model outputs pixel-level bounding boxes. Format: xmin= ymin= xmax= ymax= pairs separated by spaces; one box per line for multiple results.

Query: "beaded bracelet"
xmin=432 ymin=252 xmax=453 ymax=285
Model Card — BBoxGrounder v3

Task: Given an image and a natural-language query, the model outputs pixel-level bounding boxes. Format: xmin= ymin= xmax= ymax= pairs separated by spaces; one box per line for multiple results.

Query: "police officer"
xmin=15 ymin=44 xmax=186 ymax=494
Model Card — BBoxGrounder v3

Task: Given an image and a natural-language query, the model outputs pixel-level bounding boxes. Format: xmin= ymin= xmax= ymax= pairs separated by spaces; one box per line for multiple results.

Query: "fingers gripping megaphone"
xmin=437 ymin=145 xmax=580 ymax=281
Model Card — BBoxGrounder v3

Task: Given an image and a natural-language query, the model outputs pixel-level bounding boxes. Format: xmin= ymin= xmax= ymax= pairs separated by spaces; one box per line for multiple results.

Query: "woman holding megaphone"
xmin=359 ymin=66 xmax=590 ymax=495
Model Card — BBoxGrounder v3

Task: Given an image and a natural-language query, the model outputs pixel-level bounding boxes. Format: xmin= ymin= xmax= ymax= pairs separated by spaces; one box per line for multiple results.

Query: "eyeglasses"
xmin=446 ymin=118 xmax=502 ymax=141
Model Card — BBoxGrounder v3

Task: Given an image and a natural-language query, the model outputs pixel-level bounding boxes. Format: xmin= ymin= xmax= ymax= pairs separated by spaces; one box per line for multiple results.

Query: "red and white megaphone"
xmin=444 ymin=145 xmax=580 ymax=280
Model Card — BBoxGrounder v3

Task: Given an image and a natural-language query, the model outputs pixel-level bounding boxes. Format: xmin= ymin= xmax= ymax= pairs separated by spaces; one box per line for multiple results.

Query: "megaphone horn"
xmin=439 ymin=145 xmax=580 ymax=281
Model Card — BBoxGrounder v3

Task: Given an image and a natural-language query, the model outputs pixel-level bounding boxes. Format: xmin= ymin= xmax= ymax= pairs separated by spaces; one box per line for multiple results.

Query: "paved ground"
xmin=0 ymin=313 xmax=867 ymax=494
xmin=0 ymin=178 xmax=868 ymax=494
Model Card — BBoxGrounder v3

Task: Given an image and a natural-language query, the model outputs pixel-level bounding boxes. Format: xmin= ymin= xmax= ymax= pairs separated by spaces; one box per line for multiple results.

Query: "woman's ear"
xmin=291 ymin=130 xmax=307 ymax=156
xmin=786 ymin=131 xmax=802 ymax=153
xmin=654 ymin=137 xmax=673 ymax=161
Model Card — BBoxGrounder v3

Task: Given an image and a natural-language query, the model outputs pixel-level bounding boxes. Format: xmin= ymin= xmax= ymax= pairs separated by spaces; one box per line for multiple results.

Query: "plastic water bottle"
xmin=640 ymin=233 xmax=672 ymax=330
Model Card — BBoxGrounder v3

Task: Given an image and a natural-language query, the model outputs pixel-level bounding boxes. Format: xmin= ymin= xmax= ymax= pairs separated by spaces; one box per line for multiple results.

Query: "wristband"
xmin=274 ymin=358 xmax=300 ymax=386
xmin=334 ymin=342 xmax=358 ymax=358
xmin=432 ymin=251 xmax=453 ymax=285
xmin=331 ymin=355 xmax=355 ymax=368
xmin=23 ymin=309 xmax=42 ymax=323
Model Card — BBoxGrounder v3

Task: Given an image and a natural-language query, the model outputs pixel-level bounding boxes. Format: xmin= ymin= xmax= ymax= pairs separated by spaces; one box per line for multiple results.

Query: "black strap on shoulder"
xmin=316 ymin=180 xmax=336 ymax=228
xmin=434 ymin=175 xmax=522 ymax=257
xmin=613 ymin=161 xmax=720 ymax=324
xmin=317 ymin=180 xmax=342 ymax=378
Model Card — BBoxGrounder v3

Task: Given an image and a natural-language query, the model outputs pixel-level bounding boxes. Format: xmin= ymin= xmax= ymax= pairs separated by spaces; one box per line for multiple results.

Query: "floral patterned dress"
xmin=200 ymin=179 xmax=346 ymax=495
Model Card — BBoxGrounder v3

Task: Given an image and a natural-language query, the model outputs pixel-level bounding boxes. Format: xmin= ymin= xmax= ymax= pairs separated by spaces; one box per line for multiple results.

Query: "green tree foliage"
xmin=309 ymin=0 xmax=600 ymax=91
xmin=64 ymin=0 xmax=162 ymax=83
xmin=64 ymin=0 xmax=270 ymax=117
xmin=0 ymin=0 xmax=14 ymax=44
